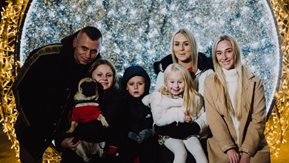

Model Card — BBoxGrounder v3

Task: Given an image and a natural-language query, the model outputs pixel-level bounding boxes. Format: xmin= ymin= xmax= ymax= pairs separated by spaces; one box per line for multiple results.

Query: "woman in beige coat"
xmin=204 ymin=35 xmax=270 ymax=163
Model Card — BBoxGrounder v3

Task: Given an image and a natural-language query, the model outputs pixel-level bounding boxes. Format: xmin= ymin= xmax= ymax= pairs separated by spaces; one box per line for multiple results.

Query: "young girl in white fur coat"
xmin=143 ymin=63 xmax=208 ymax=163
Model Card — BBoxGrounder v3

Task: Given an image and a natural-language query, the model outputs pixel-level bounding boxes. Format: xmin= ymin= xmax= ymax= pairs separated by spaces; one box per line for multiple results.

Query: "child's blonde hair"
xmin=160 ymin=63 xmax=203 ymax=117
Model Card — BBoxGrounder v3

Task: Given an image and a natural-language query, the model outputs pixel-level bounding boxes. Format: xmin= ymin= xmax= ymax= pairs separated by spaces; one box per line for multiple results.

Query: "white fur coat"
xmin=142 ymin=91 xmax=208 ymax=135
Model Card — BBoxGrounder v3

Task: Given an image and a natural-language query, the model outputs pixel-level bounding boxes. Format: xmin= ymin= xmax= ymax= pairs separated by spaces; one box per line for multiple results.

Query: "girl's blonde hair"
xmin=212 ymin=35 xmax=243 ymax=120
xmin=160 ymin=63 xmax=203 ymax=117
xmin=171 ymin=28 xmax=198 ymax=74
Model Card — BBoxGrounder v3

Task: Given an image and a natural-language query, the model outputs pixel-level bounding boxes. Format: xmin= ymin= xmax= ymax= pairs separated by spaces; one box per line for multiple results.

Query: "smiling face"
xmin=91 ymin=64 xmax=114 ymax=90
xmin=126 ymin=76 xmax=145 ymax=98
xmin=166 ymin=71 xmax=185 ymax=96
xmin=216 ymin=40 xmax=235 ymax=70
xmin=173 ymin=33 xmax=193 ymax=64
xmin=73 ymin=32 xmax=101 ymax=65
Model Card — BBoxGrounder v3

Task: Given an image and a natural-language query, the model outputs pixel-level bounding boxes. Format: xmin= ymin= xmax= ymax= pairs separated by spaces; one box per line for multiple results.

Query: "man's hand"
xmin=60 ymin=137 xmax=79 ymax=150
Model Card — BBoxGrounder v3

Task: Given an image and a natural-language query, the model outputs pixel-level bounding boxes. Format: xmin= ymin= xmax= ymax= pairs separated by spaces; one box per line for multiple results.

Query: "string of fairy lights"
xmin=0 ymin=0 xmax=289 ymax=162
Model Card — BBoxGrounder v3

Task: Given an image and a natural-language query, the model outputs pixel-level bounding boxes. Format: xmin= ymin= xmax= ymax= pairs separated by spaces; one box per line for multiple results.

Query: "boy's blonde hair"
xmin=160 ymin=63 xmax=203 ymax=117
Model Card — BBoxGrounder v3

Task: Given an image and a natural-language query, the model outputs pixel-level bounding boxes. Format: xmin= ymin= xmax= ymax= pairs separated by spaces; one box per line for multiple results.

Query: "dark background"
xmin=0 ymin=1 xmax=9 ymax=20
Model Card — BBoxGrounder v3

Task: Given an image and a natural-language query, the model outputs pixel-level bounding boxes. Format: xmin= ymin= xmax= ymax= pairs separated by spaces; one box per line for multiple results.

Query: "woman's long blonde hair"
xmin=160 ymin=63 xmax=203 ymax=117
xmin=171 ymin=28 xmax=198 ymax=74
xmin=212 ymin=35 xmax=243 ymax=120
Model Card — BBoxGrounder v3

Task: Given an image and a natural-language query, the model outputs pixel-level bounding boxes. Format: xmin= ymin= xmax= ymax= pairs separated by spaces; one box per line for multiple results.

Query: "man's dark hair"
xmin=79 ymin=26 xmax=102 ymax=40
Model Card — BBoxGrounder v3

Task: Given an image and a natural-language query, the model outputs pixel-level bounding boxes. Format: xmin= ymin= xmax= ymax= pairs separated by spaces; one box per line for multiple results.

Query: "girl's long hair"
xmin=160 ymin=63 xmax=203 ymax=117
xmin=212 ymin=35 xmax=243 ymax=120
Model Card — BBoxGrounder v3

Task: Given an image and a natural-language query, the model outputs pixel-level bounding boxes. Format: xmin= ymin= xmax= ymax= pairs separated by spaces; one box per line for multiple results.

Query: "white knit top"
xmin=223 ymin=68 xmax=240 ymax=145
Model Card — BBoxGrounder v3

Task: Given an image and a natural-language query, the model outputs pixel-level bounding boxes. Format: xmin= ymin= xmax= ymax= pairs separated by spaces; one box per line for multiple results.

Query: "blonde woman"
xmin=144 ymin=63 xmax=208 ymax=163
xmin=204 ymin=35 xmax=270 ymax=163
xmin=155 ymin=28 xmax=213 ymax=95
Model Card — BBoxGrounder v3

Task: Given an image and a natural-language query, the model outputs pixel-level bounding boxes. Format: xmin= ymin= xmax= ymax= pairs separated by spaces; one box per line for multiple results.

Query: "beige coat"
xmin=204 ymin=67 xmax=270 ymax=163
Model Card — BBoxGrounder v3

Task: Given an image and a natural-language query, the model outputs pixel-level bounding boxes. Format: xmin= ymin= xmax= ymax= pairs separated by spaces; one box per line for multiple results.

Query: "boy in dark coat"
xmin=121 ymin=65 xmax=158 ymax=163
